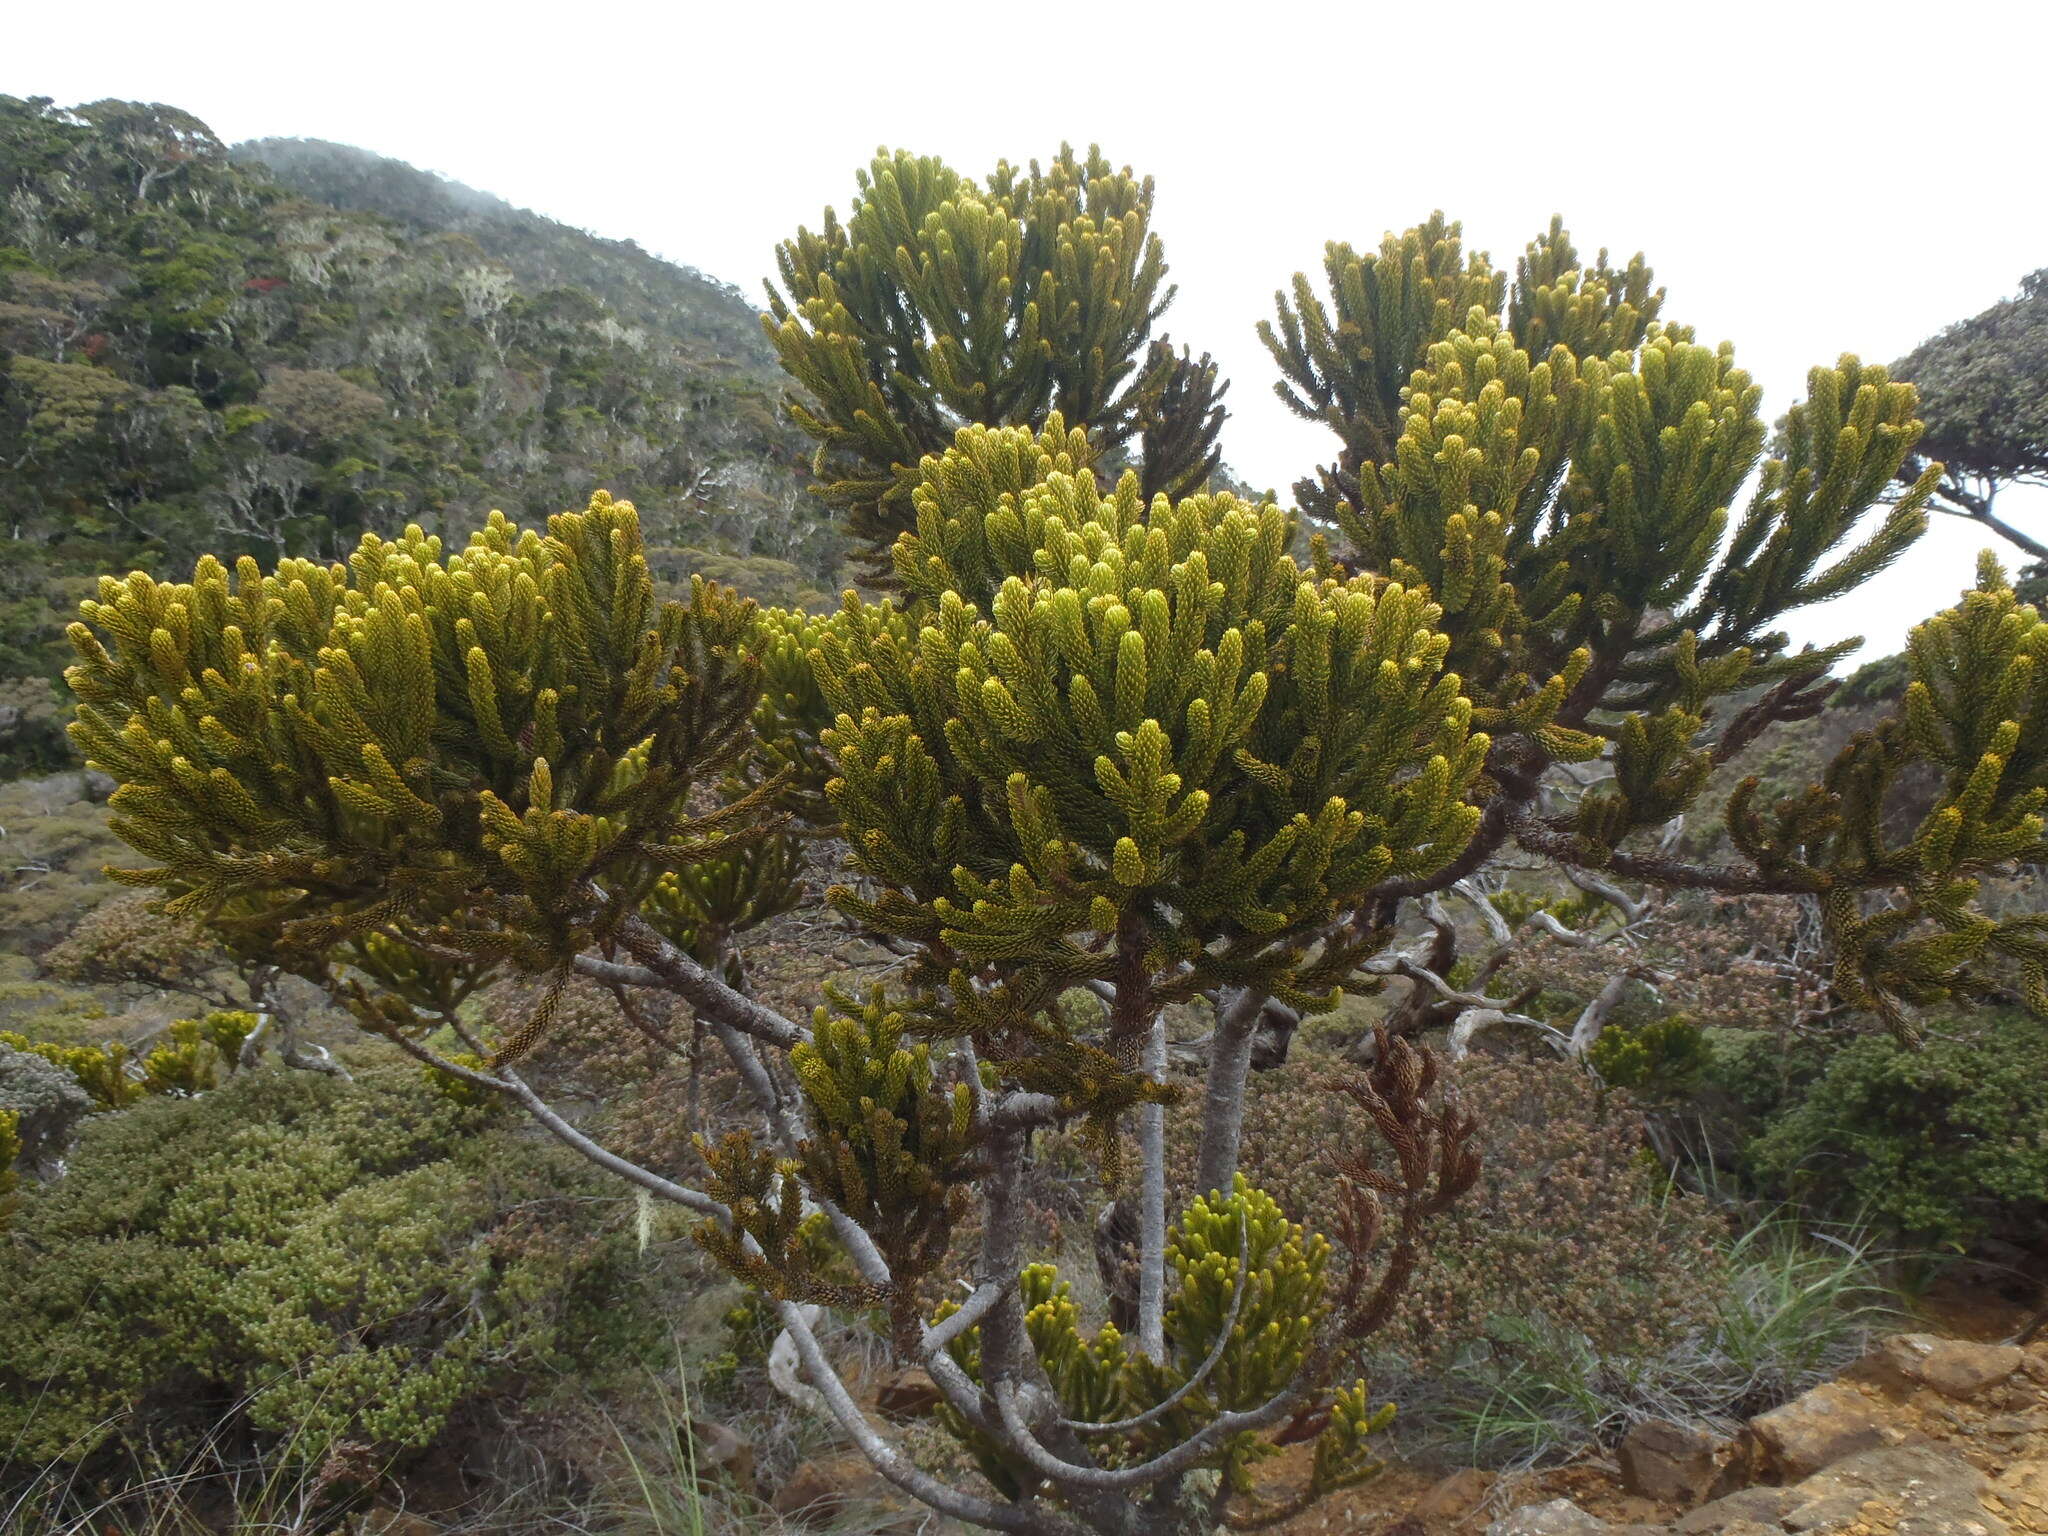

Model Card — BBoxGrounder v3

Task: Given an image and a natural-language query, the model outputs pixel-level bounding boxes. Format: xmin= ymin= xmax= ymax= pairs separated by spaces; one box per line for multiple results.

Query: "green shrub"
xmin=0 ymin=1059 xmax=651 ymax=1473
xmin=1695 ymin=1026 xmax=1829 ymax=1125
xmin=0 ymin=1109 xmax=17 ymax=1231
xmin=1426 ymin=1207 xmax=1901 ymax=1468
xmin=1829 ymin=651 xmax=1911 ymax=709
xmin=1587 ymin=1014 xmax=1712 ymax=1093
xmin=1745 ymin=1008 xmax=2048 ymax=1251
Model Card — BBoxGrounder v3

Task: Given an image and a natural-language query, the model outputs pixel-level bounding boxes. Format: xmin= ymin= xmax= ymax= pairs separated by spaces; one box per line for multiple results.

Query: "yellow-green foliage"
xmin=640 ymin=833 xmax=804 ymax=961
xmin=1487 ymin=887 xmax=1602 ymax=935
xmin=1261 ymin=212 xmax=1512 ymax=513
xmin=1 ymin=1010 xmax=251 ymax=1108
xmin=54 ymin=178 xmax=2048 ymax=1536
xmin=418 ymin=1047 xmax=499 ymax=1108
xmin=135 ymin=1016 xmax=221 ymax=1097
xmin=750 ymin=600 xmax=910 ymax=816
xmin=1587 ymin=1013 xmax=1710 ymax=1091
xmin=765 ymin=145 xmax=1222 ymax=563
xmin=64 ymin=492 xmax=771 ymax=978
xmin=814 ymin=419 xmax=1490 ymax=1013
xmin=1260 ymin=214 xmax=2048 ymax=1031
xmin=932 ymin=1177 xmax=1393 ymax=1502
xmin=0 ymin=1062 xmax=646 ymax=1468
xmin=691 ymin=1018 xmax=958 ymax=1315
xmin=789 ymin=986 xmax=975 ymax=1297
xmin=1731 ymin=555 xmax=2048 ymax=1036
xmin=1 ymin=1030 xmax=141 ymax=1108
xmin=1270 ymin=216 xmax=1939 ymax=867
xmin=345 ymin=928 xmax=495 ymax=1020
xmin=1132 ymin=1180 xmax=1342 ymax=1493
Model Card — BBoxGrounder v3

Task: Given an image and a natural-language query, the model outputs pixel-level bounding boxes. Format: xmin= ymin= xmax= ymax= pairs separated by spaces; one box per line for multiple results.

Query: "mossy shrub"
xmin=0 ymin=1058 xmax=652 ymax=1473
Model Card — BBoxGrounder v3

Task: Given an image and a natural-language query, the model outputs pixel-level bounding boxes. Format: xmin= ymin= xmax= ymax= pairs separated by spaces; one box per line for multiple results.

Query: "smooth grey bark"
xmin=1192 ymin=985 xmax=1269 ymax=1198
xmin=1136 ymin=1007 xmax=1169 ymax=1360
xmin=1567 ymin=969 xmax=1637 ymax=1055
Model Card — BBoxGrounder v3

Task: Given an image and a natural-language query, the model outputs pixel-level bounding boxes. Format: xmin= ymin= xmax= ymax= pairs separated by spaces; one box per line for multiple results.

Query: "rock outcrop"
xmin=1471 ymin=1331 xmax=2048 ymax=1536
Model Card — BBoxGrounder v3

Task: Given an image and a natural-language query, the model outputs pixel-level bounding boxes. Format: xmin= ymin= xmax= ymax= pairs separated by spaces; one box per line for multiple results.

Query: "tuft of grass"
xmin=592 ymin=1342 xmax=718 ymax=1536
xmin=1706 ymin=1210 xmax=1906 ymax=1415
xmin=2 ymin=1405 xmax=385 ymax=1534
xmin=1409 ymin=1201 xmax=1909 ymax=1471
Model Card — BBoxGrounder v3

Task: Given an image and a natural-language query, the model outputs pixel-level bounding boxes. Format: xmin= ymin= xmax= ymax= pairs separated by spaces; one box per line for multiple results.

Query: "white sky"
xmin=7 ymin=0 xmax=2043 ymax=663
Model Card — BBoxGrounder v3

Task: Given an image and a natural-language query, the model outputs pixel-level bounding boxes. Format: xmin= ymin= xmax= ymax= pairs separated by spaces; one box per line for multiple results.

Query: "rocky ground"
xmin=724 ymin=1314 xmax=2048 ymax=1536
xmin=1405 ymin=1329 xmax=2048 ymax=1536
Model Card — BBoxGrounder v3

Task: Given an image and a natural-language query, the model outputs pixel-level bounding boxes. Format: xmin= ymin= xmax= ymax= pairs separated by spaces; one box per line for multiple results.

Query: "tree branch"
xmin=1929 ymin=475 xmax=2048 ymax=562
xmin=1511 ymin=812 xmax=1814 ymax=895
xmin=777 ymin=1298 xmax=1066 ymax=1535
xmin=1446 ymin=1006 xmax=1568 ymax=1059
xmin=374 ymin=1025 xmax=727 ymax=1216
xmin=608 ymin=909 xmax=811 ymax=1049
xmin=1136 ymin=1007 xmax=1168 ymax=1361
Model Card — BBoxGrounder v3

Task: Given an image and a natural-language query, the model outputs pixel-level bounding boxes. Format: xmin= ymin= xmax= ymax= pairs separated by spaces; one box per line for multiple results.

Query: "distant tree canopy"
xmin=234 ymin=135 xmax=772 ymax=363
xmin=1893 ymin=267 xmax=2048 ymax=560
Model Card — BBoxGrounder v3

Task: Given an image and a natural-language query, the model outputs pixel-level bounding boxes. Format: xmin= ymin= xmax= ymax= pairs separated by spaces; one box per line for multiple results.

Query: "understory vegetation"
xmin=4 ymin=94 xmax=2046 ymax=1536
xmin=0 ymin=845 xmax=2002 ymax=1531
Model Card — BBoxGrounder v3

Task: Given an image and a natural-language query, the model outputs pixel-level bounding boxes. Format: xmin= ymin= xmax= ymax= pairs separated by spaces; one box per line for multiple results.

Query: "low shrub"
xmin=0 ymin=1040 xmax=90 ymax=1168
xmin=1744 ymin=1008 xmax=2048 ymax=1252
xmin=1587 ymin=1014 xmax=1712 ymax=1093
xmin=0 ymin=1109 xmax=17 ymax=1230
xmin=38 ymin=888 xmax=236 ymax=1006
xmin=0 ymin=1059 xmax=652 ymax=1481
xmin=1423 ymin=1207 xmax=1903 ymax=1468
xmin=0 ymin=1012 xmax=250 ymax=1110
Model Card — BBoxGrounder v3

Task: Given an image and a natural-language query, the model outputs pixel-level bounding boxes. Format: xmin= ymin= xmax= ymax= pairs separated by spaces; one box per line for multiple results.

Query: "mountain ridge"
xmin=231 ymin=135 xmax=778 ymax=372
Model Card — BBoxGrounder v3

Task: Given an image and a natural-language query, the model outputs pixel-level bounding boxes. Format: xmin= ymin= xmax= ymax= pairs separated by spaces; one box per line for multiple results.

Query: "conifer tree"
xmin=1259 ymin=214 xmax=2042 ymax=1035
xmin=1891 ymin=268 xmax=2048 ymax=560
xmin=65 ymin=181 xmax=2048 ymax=1536
xmin=766 ymin=146 xmax=1227 ymax=573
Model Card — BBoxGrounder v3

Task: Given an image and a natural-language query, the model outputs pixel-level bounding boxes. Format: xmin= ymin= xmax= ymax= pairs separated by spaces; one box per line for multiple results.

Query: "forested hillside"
xmin=0 ymin=96 xmax=835 ymax=772
xmin=234 ymin=135 xmax=776 ymax=365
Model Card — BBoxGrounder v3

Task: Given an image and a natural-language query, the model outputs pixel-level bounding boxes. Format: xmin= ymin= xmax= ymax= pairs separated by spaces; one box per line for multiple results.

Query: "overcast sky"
xmin=7 ymin=0 xmax=2042 ymax=663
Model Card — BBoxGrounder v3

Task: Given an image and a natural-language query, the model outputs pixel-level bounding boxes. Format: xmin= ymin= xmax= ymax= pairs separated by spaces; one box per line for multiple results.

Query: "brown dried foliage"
xmin=1324 ymin=1027 xmax=1484 ymax=1341
xmin=1208 ymin=1048 xmax=1728 ymax=1371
